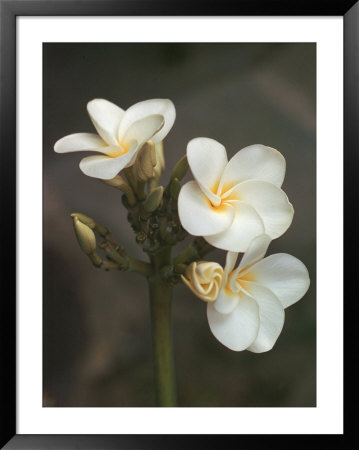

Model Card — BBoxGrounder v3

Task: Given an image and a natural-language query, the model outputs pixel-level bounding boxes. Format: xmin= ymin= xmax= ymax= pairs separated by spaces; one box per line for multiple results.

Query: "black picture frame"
xmin=1 ymin=0 xmax=355 ymax=448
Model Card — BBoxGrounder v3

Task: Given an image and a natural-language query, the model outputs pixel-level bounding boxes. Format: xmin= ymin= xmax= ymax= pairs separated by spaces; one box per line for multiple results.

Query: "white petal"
xmin=243 ymin=282 xmax=285 ymax=353
xmin=224 ymin=251 xmax=238 ymax=275
xmin=219 ymin=144 xmax=286 ymax=192
xmin=186 ymin=138 xmax=228 ymax=204
xmin=207 ymin=294 xmax=259 ymax=351
xmin=122 ymin=115 xmax=164 ymax=147
xmin=205 ymin=201 xmax=265 ymax=252
xmin=87 ymin=99 xmax=125 ymax=146
xmin=235 ymin=234 xmax=272 ymax=275
xmin=54 ymin=133 xmax=107 ymax=153
xmin=79 ymin=144 xmax=138 ymax=180
xmin=236 ymin=180 xmax=294 ymax=239
xmin=178 ymin=181 xmax=235 ymax=236
xmin=213 ymin=288 xmax=239 ymax=314
xmin=248 ymin=254 xmax=310 ymax=308
xmin=118 ymin=99 xmax=175 ymax=143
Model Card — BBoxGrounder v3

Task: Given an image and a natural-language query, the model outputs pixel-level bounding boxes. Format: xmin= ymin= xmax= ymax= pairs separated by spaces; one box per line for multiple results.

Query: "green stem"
xmin=148 ymin=247 xmax=177 ymax=406
xmin=173 ymin=239 xmax=214 ymax=265
xmin=173 ymin=245 xmax=198 ymax=265
xmin=129 ymin=258 xmax=152 ymax=277
xmin=99 ymin=242 xmax=151 ymax=277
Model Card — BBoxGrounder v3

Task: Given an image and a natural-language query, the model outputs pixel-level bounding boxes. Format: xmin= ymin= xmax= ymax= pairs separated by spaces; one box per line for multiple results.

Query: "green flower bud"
xmin=143 ymin=186 xmax=164 ymax=213
xmin=153 ymin=141 xmax=165 ymax=178
xmin=170 ymin=177 xmax=181 ymax=200
xmin=134 ymin=142 xmax=157 ymax=182
xmin=170 ymin=155 xmax=188 ymax=181
xmin=72 ymin=216 xmax=96 ymax=255
xmin=71 ymin=212 xmax=95 ymax=229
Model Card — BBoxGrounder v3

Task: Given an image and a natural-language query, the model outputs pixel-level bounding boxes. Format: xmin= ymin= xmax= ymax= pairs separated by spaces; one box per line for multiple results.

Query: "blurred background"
xmin=43 ymin=43 xmax=316 ymax=407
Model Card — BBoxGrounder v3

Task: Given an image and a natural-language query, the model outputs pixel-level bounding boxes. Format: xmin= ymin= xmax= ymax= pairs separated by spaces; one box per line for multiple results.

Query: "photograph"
xmin=43 ymin=42 xmax=316 ymax=408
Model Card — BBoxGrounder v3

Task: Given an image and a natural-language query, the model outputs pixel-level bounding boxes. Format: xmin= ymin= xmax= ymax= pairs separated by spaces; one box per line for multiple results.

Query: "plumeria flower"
xmin=178 ymin=138 xmax=294 ymax=252
xmin=54 ymin=98 xmax=175 ymax=180
xmin=183 ymin=234 xmax=310 ymax=352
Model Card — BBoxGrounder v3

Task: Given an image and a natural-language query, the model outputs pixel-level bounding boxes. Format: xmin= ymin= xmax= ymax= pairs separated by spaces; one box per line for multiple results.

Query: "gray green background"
xmin=43 ymin=43 xmax=316 ymax=407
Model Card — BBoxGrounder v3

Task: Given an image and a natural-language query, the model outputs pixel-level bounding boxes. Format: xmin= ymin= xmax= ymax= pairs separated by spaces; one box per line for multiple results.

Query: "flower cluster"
xmin=182 ymin=235 xmax=310 ymax=352
xmin=54 ymin=97 xmax=310 ymax=353
xmin=178 ymin=136 xmax=310 ymax=352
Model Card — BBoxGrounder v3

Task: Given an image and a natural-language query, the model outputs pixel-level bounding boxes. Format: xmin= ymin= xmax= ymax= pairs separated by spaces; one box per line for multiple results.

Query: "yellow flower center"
xmin=225 ymin=270 xmax=255 ymax=295
xmin=107 ymin=141 xmax=130 ymax=158
xmin=209 ymin=182 xmax=240 ymax=209
xmin=110 ymin=142 xmax=130 ymax=158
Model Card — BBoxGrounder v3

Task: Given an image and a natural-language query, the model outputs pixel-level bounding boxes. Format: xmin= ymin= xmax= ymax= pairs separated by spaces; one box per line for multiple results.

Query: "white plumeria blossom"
xmin=204 ymin=234 xmax=310 ymax=352
xmin=54 ymin=98 xmax=175 ymax=180
xmin=181 ymin=261 xmax=224 ymax=302
xmin=178 ymin=137 xmax=294 ymax=252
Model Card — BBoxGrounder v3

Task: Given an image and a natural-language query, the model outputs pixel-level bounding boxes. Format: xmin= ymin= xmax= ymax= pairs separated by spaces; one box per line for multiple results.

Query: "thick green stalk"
xmin=148 ymin=248 xmax=177 ymax=406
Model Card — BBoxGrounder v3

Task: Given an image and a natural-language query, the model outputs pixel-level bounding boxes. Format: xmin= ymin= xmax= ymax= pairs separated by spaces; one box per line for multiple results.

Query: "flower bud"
xmin=71 ymin=212 xmax=96 ymax=229
xmin=170 ymin=177 xmax=181 ymax=200
xmin=72 ymin=216 xmax=96 ymax=255
xmin=171 ymin=155 xmax=188 ymax=181
xmin=153 ymin=141 xmax=165 ymax=178
xmin=181 ymin=261 xmax=224 ymax=302
xmin=134 ymin=142 xmax=157 ymax=182
xmin=143 ymin=186 xmax=164 ymax=213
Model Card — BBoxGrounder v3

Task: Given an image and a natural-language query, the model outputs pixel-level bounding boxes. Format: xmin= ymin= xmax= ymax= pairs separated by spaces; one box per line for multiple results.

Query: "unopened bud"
xmin=149 ymin=142 xmax=157 ymax=166
xmin=71 ymin=212 xmax=95 ymax=229
xmin=153 ymin=141 xmax=165 ymax=178
xmin=181 ymin=261 xmax=224 ymax=302
xmin=134 ymin=142 xmax=157 ymax=182
xmin=143 ymin=186 xmax=164 ymax=213
xmin=170 ymin=177 xmax=181 ymax=200
xmin=170 ymin=155 xmax=188 ymax=181
xmin=73 ymin=216 xmax=96 ymax=255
